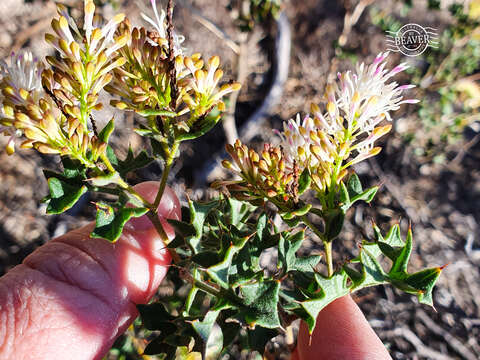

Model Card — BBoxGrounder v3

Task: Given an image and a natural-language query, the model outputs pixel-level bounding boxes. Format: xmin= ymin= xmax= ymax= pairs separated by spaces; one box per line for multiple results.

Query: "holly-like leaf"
xmin=206 ymin=234 xmax=249 ymax=288
xmin=184 ymin=268 xmax=201 ymax=316
xmin=281 ymin=203 xmax=312 ymax=220
xmin=359 ymin=245 xmax=387 ymax=287
xmin=389 ymin=227 xmax=413 ymax=276
xmin=350 ymin=186 xmax=378 ymax=205
xmin=226 ymin=197 xmax=252 ymax=227
xmin=42 ymin=157 xmax=88 ymax=212
xmin=324 ymin=208 xmax=345 ymax=240
xmin=300 ymin=270 xmax=350 ymax=333
xmin=87 ymin=171 xmax=123 ymax=187
xmin=347 ymin=224 xmax=443 ymax=307
xmin=116 ymin=146 xmax=154 ymax=177
xmin=294 ymin=255 xmax=322 ymax=273
xmin=187 ymin=199 xmax=219 ymax=253
xmin=177 ymin=112 xmax=221 ymax=142
xmin=105 ymin=145 xmax=119 ymax=168
xmin=278 ymin=230 xmax=305 ymax=273
xmin=90 ymin=203 xmax=148 ymax=242
xmin=339 ymin=181 xmax=350 ymax=204
xmin=340 ymin=174 xmax=378 ymax=212
xmin=237 ymin=280 xmax=281 ymax=329
xmin=347 ymin=173 xmax=363 ymax=196
xmin=191 ymin=310 xmax=223 ymax=360
xmin=46 ymin=177 xmax=88 ymax=214
xmin=403 ymin=267 xmax=443 ymax=306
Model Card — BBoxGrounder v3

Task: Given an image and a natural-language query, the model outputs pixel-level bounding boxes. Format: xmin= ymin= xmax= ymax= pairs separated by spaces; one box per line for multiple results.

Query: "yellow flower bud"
xmin=222 ymin=160 xmax=232 ymax=169
xmin=209 ymin=55 xmax=220 ymax=69
xmin=6 ymin=138 xmax=15 ymax=155
xmin=217 ymin=101 xmax=226 ymax=112
xmin=327 ymin=101 xmax=336 ymax=114
xmin=85 ymin=0 xmax=95 ymax=15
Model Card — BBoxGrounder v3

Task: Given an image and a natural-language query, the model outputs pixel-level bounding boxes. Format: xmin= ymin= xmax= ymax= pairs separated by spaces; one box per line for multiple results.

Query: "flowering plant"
xmin=0 ymin=0 xmax=443 ymax=358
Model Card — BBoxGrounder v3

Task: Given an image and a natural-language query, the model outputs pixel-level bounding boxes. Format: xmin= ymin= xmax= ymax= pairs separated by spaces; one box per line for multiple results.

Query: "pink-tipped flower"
xmin=275 ymin=52 xmax=417 ymax=193
xmin=141 ymin=0 xmax=185 ymax=55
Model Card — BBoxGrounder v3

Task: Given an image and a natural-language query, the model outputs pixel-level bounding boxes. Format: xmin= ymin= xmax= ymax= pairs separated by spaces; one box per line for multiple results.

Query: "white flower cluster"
xmin=276 ymin=52 xmax=417 ymax=191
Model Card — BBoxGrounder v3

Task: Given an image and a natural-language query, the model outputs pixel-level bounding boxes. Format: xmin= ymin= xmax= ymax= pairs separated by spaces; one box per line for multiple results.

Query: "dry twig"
xmin=417 ymin=310 xmax=478 ymax=360
xmin=380 ymin=327 xmax=451 ymax=360
xmin=339 ymin=0 xmax=374 ymax=47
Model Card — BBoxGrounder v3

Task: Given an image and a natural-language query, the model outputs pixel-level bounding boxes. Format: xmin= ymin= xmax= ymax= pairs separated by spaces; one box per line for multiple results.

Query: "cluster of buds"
xmin=219 ymin=52 xmax=417 ymax=203
xmin=179 ymin=55 xmax=242 ymax=119
xmin=213 ymin=140 xmax=299 ymax=206
xmin=107 ymin=21 xmax=174 ymax=113
xmin=0 ymin=0 xmax=127 ymax=164
xmin=0 ymin=0 xmax=241 ymax=165
xmin=44 ymin=0 xmax=127 ymax=127
xmin=107 ymin=0 xmax=240 ymax=143
xmin=0 ymin=53 xmax=105 ymax=163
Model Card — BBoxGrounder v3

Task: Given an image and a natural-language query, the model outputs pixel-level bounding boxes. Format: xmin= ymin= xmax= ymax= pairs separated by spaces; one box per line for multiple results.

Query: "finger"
xmin=0 ymin=181 xmax=180 ymax=360
xmin=293 ymin=295 xmax=392 ymax=360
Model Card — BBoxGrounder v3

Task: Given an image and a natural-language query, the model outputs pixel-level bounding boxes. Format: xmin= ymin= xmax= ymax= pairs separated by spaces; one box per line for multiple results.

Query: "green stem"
xmin=324 ymin=240 xmax=334 ymax=277
xmin=153 ymin=141 xmax=179 ymax=209
xmin=191 ymin=277 xmax=223 ymax=298
xmin=189 ymin=276 xmax=244 ymax=307
xmin=302 ymin=215 xmax=334 ymax=277
xmin=99 ymin=152 xmax=155 ymax=209
xmin=146 ymin=211 xmax=180 ymax=263
xmin=100 ymin=153 xmax=116 ymax=173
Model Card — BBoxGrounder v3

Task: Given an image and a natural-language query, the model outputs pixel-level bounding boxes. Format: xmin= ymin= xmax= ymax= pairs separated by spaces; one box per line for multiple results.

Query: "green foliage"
xmin=45 ymin=177 xmax=88 ymax=214
xmin=139 ymin=188 xmax=443 ymax=356
xmin=115 ymin=147 xmax=154 ymax=177
xmin=91 ymin=203 xmax=148 ymax=242
xmin=43 ymin=157 xmax=88 ymax=214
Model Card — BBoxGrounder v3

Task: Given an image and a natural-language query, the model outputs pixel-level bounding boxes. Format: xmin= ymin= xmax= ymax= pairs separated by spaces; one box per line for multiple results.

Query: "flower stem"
xmin=153 ymin=141 xmax=179 ymax=209
xmin=146 ymin=211 xmax=181 ymax=263
xmin=99 ymin=152 xmax=155 ymax=209
xmin=324 ymin=240 xmax=334 ymax=277
xmin=302 ymin=215 xmax=334 ymax=277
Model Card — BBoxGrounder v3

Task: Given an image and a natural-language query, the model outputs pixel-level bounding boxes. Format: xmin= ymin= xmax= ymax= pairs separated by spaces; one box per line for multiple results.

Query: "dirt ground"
xmin=1 ymin=0 xmax=480 ymax=359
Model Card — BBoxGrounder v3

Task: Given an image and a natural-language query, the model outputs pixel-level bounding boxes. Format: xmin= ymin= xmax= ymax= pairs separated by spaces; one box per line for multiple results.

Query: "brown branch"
xmin=42 ymin=85 xmax=70 ymax=120
xmin=166 ymin=0 xmax=177 ymax=111
xmin=338 ymin=0 xmax=374 ymax=47
xmin=89 ymin=115 xmax=98 ymax=137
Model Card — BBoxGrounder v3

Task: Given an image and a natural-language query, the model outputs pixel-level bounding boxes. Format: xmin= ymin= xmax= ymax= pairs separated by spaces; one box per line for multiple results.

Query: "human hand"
xmin=0 ymin=181 xmax=391 ymax=360
xmin=292 ymin=295 xmax=392 ymax=360
xmin=0 ymin=181 xmax=180 ymax=360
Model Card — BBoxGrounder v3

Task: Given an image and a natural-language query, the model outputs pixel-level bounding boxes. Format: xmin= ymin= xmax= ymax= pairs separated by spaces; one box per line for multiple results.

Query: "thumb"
xmin=292 ymin=295 xmax=392 ymax=360
xmin=0 ymin=181 xmax=180 ymax=360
